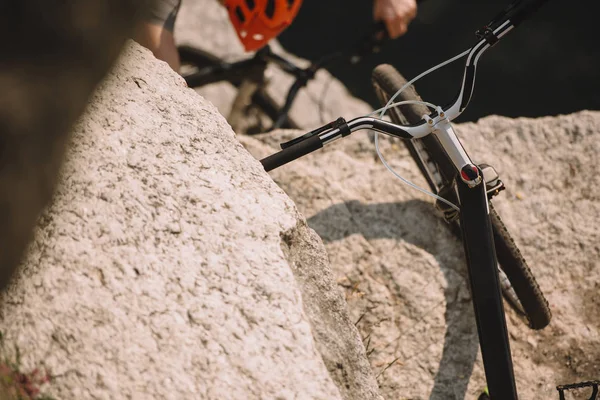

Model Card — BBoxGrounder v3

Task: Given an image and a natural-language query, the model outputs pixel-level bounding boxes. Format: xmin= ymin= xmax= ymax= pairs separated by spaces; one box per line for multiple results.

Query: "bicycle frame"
xmin=458 ymin=177 xmax=518 ymax=398
xmin=180 ymin=24 xmax=389 ymax=131
xmin=182 ymin=45 xmax=306 ymax=88
xmin=259 ymin=1 xmax=553 ymax=398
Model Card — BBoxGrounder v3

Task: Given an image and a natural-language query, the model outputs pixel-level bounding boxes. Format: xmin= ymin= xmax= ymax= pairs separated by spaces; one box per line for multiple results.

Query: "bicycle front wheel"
xmin=371 ymin=63 xmax=551 ymax=330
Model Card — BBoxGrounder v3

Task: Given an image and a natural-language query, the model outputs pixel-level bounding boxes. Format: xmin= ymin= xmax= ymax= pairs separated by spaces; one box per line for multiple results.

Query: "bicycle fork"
xmin=433 ymin=118 xmax=519 ymax=399
xmin=458 ymin=176 xmax=519 ymax=400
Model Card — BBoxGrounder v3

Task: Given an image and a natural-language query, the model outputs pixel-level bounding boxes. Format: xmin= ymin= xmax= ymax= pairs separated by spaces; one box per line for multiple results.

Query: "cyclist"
xmin=134 ymin=0 xmax=417 ymax=71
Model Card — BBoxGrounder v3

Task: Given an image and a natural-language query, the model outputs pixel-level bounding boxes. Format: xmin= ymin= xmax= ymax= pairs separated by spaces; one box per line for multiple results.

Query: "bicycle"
xmin=177 ymin=23 xmax=391 ymax=134
xmin=259 ymin=0 xmax=554 ymax=398
xmin=177 ymin=3 xmax=550 ymax=333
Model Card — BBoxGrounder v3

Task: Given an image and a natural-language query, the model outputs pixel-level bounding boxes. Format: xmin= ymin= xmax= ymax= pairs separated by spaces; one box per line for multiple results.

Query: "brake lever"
xmin=280 ymin=117 xmax=348 ymax=149
xmin=350 ymin=21 xmax=389 ymax=64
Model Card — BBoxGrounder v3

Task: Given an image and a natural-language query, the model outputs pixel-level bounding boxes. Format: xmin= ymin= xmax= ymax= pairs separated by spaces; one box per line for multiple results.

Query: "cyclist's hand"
xmin=373 ymin=0 xmax=417 ymax=39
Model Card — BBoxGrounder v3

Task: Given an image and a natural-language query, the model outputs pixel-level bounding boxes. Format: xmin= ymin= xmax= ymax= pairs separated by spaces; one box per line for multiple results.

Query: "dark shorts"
xmin=144 ymin=0 xmax=182 ymax=32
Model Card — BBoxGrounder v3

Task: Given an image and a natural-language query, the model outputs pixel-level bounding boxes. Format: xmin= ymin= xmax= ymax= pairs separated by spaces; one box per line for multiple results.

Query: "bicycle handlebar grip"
xmin=507 ymin=0 xmax=551 ymax=26
xmin=260 ymin=135 xmax=323 ymax=172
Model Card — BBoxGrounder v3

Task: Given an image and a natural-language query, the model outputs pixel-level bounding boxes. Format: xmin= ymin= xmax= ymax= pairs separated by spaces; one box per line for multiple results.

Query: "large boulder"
xmin=240 ymin=110 xmax=600 ymax=399
xmin=0 ymin=43 xmax=381 ymax=400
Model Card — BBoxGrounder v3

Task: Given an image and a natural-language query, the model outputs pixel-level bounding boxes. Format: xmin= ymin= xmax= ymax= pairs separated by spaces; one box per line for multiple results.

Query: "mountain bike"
xmin=177 ymin=24 xmax=391 ymax=134
xmin=259 ymin=0 xmax=554 ymax=398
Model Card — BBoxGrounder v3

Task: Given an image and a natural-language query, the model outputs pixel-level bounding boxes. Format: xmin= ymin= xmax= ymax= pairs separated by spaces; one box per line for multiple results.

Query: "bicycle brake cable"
xmin=365 ymin=48 xmax=473 ymax=212
xmin=379 ymin=48 xmax=471 ymax=116
xmin=370 ymin=100 xmax=461 ymax=212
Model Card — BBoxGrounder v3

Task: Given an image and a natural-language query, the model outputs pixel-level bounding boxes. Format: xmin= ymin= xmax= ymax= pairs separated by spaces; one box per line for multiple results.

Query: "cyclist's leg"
xmin=134 ymin=0 xmax=182 ymax=70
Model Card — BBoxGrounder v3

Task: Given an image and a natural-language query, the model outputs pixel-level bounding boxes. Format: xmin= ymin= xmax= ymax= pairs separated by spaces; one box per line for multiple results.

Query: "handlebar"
xmin=442 ymin=0 xmax=553 ymax=121
xmin=261 ymin=135 xmax=323 ymax=171
xmin=261 ymin=0 xmax=554 ymax=172
xmin=260 ymin=116 xmax=413 ymax=171
xmin=491 ymin=0 xmax=552 ymax=27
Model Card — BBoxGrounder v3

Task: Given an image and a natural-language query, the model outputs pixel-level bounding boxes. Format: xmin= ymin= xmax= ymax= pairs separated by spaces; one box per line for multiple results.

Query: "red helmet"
xmin=224 ymin=0 xmax=303 ymax=52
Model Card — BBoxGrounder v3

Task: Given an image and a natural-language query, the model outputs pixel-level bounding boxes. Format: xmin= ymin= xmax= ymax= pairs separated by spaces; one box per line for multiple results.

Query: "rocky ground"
xmin=0 ymin=1 xmax=596 ymax=399
xmin=176 ymin=1 xmax=600 ymax=398
xmin=241 ymin=111 xmax=600 ymax=399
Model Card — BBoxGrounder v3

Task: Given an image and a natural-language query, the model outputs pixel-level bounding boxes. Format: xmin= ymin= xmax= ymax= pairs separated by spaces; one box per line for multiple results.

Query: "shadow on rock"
xmin=0 ymin=0 xmax=148 ymax=291
xmin=309 ymin=199 xmax=480 ymax=399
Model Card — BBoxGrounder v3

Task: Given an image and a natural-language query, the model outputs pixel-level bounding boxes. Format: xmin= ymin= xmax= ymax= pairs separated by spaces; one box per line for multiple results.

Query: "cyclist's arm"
xmin=373 ymin=0 xmax=417 ymax=38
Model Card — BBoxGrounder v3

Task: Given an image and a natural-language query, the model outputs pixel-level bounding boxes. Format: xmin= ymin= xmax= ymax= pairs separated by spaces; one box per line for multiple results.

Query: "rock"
xmin=280 ymin=224 xmax=382 ymax=400
xmin=240 ymin=110 xmax=600 ymax=399
xmin=0 ymin=42 xmax=381 ymax=400
xmin=0 ymin=0 xmax=148 ymax=291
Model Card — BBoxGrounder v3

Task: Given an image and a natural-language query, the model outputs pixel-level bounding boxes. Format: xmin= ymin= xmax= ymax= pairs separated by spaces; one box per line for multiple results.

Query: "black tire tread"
xmin=490 ymin=203 xmax=551 ymax=329
xmin=371 ymin=64 xmax=430 ymax=121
